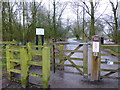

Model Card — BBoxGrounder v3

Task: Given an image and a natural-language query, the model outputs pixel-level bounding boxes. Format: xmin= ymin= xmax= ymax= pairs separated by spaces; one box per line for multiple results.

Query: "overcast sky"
xmin=40 ymin=0 xmax=119 ymax=22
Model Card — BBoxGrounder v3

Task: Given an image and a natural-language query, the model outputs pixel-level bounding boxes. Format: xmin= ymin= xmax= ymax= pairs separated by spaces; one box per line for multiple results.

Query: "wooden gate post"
xmin=42 ymin=46 xmax=50 ymax=88
xmin=6 ymin=45 xmax=11 ymax=80
xmin=20 ymin=46 xmax=29 ymax=88
xmin=27 ymin=43 xmax=32 ymax=61
xmin=6 ymin=45 xmax=14 ymax=80
xmin=91 ymin=35 xmax=101 ymax=81
xmin=59 ymin=45 xmax=65 ymax=70
xmin=83 ymin=44 xmax=88 ymax=78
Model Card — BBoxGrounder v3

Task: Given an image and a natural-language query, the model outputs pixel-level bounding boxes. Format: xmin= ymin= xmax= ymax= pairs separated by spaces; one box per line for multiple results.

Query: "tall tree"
xmin=53 ymin=0 xmax=56 ymax=40
xmin=82 ymin=7 xmax=85 ymax=40
xmin=109 ymin=0 xmax=118 ymax=43
xmin=22 ymin=0 xmax=25 ymax=42
xmin=0 ymin=1 xmax=2 ymax=41
xmin=90 ymin=0 xmax=95 ymax=37
xmin=71 ymin=0 xmax=82 ymax=40
xmin=78 ymin=0 xmax=101 ymax=39
xmin=8 ymin=2 xmax=13 ymax=41
xmin=30 ymin=1 xmax=37 ymax=42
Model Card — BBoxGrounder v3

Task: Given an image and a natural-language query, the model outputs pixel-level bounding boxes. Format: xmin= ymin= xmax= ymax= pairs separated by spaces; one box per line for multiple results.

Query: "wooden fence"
xmin=3 ymin=40 xmax=120 ymax=88
xmin=6 ymin=44 xmax=50 ymax=88
xmin=0 ymin=41 xmax=18 ymax=68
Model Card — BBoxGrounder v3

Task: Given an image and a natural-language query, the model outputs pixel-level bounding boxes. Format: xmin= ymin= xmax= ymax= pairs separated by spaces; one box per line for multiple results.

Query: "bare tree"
xmin=70 ymin=0 xmax=82 ymax=40
xmin=109 ymin=0 xmax=118 ymax=43
xmin=52 ymin=0 xmax=68 ymax=40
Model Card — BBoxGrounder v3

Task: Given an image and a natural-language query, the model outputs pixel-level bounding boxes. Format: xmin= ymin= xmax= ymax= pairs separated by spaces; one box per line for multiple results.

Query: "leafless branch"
xmin=95 ymin=3 xmax=110 ymax=22
xmin=116 ymin=1 xmax=118 ymax=10
xmin=82 ymin=1 xmax=91 ymax=16
xmin=58 ymin=2 xmax=68 ymax=20
xmin=36 ymin=0 xmax=42 ymax=11
xmin=94 ymin=0 xmax=101 ymax=11
xmin=103 ymin=18 xmax=114 ymax=30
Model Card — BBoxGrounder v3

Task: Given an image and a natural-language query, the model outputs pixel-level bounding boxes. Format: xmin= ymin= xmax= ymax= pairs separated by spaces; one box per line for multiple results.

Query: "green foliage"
xmin=71 ymin=21 xmax=82 ymax=40
xmin=2 ymin=2 xmax=67 ymax=42
xmin=111 ymin=48 xmax=120 ymax=53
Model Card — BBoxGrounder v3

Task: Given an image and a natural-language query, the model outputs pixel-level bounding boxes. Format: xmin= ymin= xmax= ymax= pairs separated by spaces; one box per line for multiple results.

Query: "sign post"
xmin=41 ymin=35 xmax=44 ymax=46
xmin=91 ymin=35 xmax=101 ymax=81
xmin=36 ymin=35 xmax=39 ymax=50
xmin=36 ymin=28 xmax=44 ymax=49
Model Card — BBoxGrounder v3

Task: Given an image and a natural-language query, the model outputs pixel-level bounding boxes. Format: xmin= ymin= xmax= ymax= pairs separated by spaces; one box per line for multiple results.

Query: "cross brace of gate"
xmin=52 ymin=41 xmax=89 ymax=77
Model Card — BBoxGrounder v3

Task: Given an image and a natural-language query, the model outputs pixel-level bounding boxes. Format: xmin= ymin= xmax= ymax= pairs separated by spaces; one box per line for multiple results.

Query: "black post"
xmin=52 ymin=38 xmax=56 ymax=73
xmin=101 ymin=37 xmax=104 ymax=45
xmin=36 ymin=35 xmax=38 ymax=50
xmin=41 ymin=35 xmax=44 ymax=45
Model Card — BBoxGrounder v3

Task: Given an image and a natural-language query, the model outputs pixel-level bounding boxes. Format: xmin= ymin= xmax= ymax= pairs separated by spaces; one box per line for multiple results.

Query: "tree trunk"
xmin=77 ymin=5 xmax=80 ymax=40
xmin=90 ymin=0 xmax=95 ymax=37
xmin=8 ymin=2 xmax=12 ymax=41
xmin=2 ymin=2 xmax=5 ymax=41
xmin=0 ymin=1 xmax=3 ymax=41
xmin=110 ymin=1 xmax=118 ymax=43
xmin=23 ymin=0 xmax=25 ymax=43
xmin=83 ymin=7 xmax=85 ymax=40
xmin=113 ymin=10 xmax=118 ymax=43
xmin=32 ymin=1 xmax=36 ymax=42
xmin=53 ymin=0 xmax=56 ymax=41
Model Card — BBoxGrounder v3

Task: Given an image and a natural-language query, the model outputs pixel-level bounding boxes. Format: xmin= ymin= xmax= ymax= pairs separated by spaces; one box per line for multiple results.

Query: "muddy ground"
xmin=1 ymin=70 xmax=119 ymax=89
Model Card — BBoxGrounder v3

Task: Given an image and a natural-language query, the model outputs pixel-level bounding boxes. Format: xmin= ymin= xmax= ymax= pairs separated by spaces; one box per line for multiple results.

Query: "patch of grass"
xmin=38 ymin=42 xmax=42 ymax=45
xmin=2 ymin=59 xmax=6 ymax=68
xmin=111 ymin=48 xmax=120 ymax=53
xmin=1 ymin=59 xmax=6 ymax=68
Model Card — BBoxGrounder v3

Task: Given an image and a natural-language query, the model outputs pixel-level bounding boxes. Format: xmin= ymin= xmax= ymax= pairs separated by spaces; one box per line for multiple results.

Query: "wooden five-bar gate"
xmin=52 ymin=39 xmax=120 ymax=80
xmin=100 ymin=45 xmax=120 ymax=79
xmin=52 ymin=41 xmax=89 ymax=78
